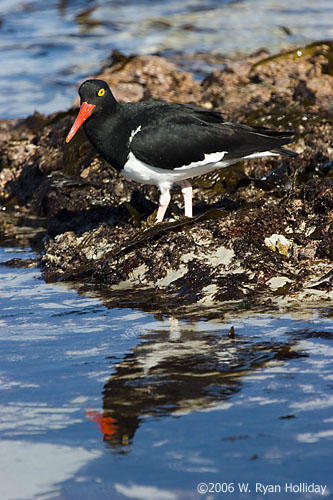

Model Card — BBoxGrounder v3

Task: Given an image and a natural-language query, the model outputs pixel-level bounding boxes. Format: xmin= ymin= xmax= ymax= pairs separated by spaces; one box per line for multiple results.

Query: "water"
xmin=0 ymin=246 xmax=332 ymax=500
xmin=0 ymin=0 xmax=333 ymax=118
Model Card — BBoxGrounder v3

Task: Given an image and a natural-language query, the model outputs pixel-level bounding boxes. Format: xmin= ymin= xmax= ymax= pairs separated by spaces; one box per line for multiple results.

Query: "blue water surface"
xmin=0 ymin=246 xmax=332 ymax=500
xmin=0 ymin=0 xmax=333 ymax=118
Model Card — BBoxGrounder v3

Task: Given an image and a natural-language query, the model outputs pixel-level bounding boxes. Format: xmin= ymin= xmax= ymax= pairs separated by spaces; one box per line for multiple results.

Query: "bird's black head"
xmin=78 ymin=79 xmax=117 ymax=109
xmin=66 ymin=79 xmax=118 ymax=143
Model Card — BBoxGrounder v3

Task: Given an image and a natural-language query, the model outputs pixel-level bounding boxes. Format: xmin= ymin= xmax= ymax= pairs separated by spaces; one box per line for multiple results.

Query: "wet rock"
xmin=0 ymin=257 xmax=39 ymax=268
xmin=74 ymin=51 xmax=201 ymax=105
xmin=0 ymin=42 xmax=332 ymax=312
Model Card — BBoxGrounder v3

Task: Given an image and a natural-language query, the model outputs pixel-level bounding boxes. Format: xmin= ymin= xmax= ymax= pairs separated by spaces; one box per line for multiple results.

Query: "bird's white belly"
xmin=121 ymin=151 xmax=231 ymax=190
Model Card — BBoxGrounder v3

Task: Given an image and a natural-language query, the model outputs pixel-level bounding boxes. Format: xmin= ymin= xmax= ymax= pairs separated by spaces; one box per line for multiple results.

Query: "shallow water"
xmin=0 ymin=245 xmax=332 ymax=500
xmin=0 ymin=0 xmax=333 ymax=118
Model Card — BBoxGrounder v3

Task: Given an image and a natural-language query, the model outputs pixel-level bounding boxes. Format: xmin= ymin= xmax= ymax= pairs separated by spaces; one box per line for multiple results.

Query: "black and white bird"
xmin=66 ymin=79 xmax=297 ymax=222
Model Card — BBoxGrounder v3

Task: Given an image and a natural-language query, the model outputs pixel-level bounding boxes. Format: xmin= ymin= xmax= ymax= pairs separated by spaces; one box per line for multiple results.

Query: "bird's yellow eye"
xmin=98 ymin=88 xmax=105 ymax=97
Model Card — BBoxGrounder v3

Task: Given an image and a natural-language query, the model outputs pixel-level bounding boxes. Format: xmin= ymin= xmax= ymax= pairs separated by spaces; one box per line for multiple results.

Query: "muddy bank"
xmin=0 ymin=42 xmax=332 ymax=313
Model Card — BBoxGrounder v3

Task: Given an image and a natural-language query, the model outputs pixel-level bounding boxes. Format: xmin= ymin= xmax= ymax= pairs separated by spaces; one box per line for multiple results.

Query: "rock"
xmin=0 ymin=43 xmax=333 ymax=313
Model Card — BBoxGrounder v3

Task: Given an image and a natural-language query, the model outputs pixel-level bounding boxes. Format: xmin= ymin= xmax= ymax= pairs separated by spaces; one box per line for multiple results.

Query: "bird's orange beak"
xmin=65 ymin=102 xmax=96 ymax=143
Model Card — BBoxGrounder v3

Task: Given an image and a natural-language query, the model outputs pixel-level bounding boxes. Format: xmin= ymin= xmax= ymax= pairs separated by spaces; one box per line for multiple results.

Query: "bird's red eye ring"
xmin=98 ymin=88 xmax=105 ymax=97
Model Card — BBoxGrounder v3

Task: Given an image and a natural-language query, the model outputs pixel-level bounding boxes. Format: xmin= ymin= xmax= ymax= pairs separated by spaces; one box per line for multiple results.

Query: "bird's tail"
xmin=252 ymin=128 xmax=298 ymax=157
xmin=272 ymin=146 xmax=298 ymax=157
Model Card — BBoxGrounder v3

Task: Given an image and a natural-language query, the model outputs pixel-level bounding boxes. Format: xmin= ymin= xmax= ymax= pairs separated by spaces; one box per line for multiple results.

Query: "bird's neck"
xmin=83 ymin=107 xmax=130 ymax=171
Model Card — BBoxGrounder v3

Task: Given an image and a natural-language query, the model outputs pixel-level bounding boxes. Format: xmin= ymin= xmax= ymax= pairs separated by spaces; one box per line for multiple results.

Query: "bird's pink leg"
xmin=178 ymin=180 xmax=193 ymax=218
xmin=156 ymin=188 xmax=171 ymax=223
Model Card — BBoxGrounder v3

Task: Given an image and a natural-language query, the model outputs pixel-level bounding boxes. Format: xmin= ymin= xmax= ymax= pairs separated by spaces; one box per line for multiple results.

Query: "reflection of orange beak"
xmin=86 ymin=409 xmax=118 ymax=440
xmin=65 ymin=102 xmax=96 ymax=143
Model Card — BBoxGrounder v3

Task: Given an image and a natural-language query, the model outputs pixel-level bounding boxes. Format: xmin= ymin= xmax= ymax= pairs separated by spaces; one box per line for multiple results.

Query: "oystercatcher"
xmin=66 ymin=79 xmax=297 ymax=222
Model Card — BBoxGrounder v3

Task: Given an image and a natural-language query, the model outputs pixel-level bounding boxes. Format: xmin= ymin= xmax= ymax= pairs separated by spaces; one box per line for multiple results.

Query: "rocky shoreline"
xmin=0 ymin=42 xmax=332 ymax=314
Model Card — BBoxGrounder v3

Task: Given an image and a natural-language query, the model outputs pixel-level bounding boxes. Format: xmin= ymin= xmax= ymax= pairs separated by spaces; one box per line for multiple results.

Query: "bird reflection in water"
xmin=86 ymin=316 xmax=302 ymax=450
xmin=86 ymin=410 xmax=120 ymax=442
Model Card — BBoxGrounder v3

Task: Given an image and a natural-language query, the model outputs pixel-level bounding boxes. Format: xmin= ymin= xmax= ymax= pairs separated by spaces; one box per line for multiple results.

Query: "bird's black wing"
xmin=219 ymin=123 xmax=297 ymax=159
xmin=130 ymin=107 xmax=296 ymax=170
